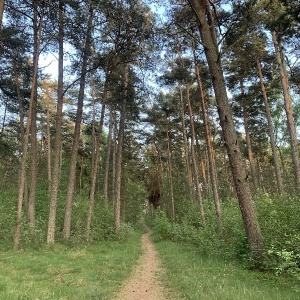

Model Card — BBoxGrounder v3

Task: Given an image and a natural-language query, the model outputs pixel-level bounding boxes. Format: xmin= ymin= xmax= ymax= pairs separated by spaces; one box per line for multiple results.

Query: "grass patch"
xmin=155 ymin=240 xmax=300 ymax=300
xmin=0 ymin=231 xmax=143 ymax=300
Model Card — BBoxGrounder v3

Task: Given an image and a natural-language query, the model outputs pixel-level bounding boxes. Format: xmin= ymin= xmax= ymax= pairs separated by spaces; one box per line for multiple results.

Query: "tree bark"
xmin=272 ymin=31 xmax=300 ymax=190
xmin=14 ymin=4 xmax=44 ymax=250
xmin=103 ymin=107 xmax=114 ymax=206
xmin=47 ymin=0 xmax=64 ymax=244
xmin=0 ymin=0 xmax=4 ymax=31
xmin=186 ymin=84 xmax=205 ymax=220
xmin=176 ymin=39 xmax=194 ymax=199
xmin=165 ymin=111 xmax=175 ymax=221
xmin=86 ymin=82 xmax=107 ymax=241
xmin=114 ymin=64 xmax=129 ymax=235
xmin=187 ymin=0 xmax=264 ymax=255
xmin=28 ymin=0 xmax=40 ymax=225
xmin=179 ymin=85 xmax=194 ymax=199
xmin=241 ymin=97 xmax=258 ymax=191
xmin=63 ymin=2 xmax=94 ymax=240
xmin=192 ymin=40 xmax=221 ymax=225
xmin=46 ymin=92 xmax=52 ymax=191
xmin=256 ymin=57 xmax=283 ymax=194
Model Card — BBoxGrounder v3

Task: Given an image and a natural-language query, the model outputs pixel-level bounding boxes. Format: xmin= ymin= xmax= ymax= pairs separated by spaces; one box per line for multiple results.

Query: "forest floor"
xmin=114 ymin=227 xmax=172 ymax=300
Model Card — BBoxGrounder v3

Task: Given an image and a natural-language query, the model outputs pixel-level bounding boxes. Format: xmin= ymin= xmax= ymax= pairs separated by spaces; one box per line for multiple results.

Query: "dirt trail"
xmin=114 ymin=227 xmax=170 ymax=300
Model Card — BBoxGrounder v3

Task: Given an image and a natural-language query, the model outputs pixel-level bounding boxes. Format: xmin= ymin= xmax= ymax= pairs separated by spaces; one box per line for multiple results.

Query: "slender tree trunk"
xmin=14 ymin=5 xmax=44 ymax=250
xmin=176 ymin=39 xmax=194 ymax=198
xmin=179 ymin=85 xmax=194 ymax=198
xmin=186 ymin=85 xmax=205 ymax=220
xmin=256 ymin=58 xmax=283 ymax=194
xmin=14 ymin=65 xmax=25 ymax=143
xmin=28 ymin=96 xmax=37 ymax=224
xmin=45 ymin=94 xmax=52 ymax=192
xmin=47 ymin=0 xmax=64 ymax=244
xmin=165 ymin=112 xmax=175 ymax=221
xmin=14 ymin=63 xmax=28 ymax=219
xmin=0 ymin=105 xmax=6 ymax=138
xmin=90 ymin=75 xmax=96 ymax=173
xmin=63 ymin=2 xmax=94 ymax=240
xmin=188 ymin=0 xmax=264 ymax=255
xmin=0 ymin=0 xmax=4 ymax=31
xmin=114 ymin=65 xmax=128 ymax=235
xmin=104 ymin=107 xmax=114 ymax=206
xmin=241 ymin=97 xmax=258 ymax=191
xmin=192 ymin=41 xmax=221 ymax=224
xmin=272 ymin=31 xmax=300 ymax=190
xmin=28 ymin=0 xmax=40 ymax=225
xmin=79 ymin=156 xmax=84 ymax=194
xmin=86 ymin=83 xmax=107 ymax=241
xmin=112 ymin=109 xmax=117 ymax=209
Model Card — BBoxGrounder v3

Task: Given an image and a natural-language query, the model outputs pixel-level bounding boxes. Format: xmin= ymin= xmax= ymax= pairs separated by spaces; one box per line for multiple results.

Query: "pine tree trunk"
xmin=14 ymin=5 xmax=44 ymax=250
xmin=14 ymin=67 xmax=24 ymax=142
xmin=46 ymin=97 xmax=52 ymax=191
xmin=186 ymin=85 xmax=205 ymax=220
xmin=188 ymin=0 xmax=264 ymax=255
xmin=0 ymin=101 xmax=6 ymax=138
xmin=165 ymin=112 xmax=175 ymax=221
xmin=112 ymin=110 xmax=117 ymax=208
xmin=28 ymin=0 xmax=40 ymax=225
xmin=192 ymin=41 xmax=221 ymax=225
xmin=114 ymin=65 xmax=129 ymax=235
xmin=241 ymin=97 xmax=258 ymax=191
xmin=0 ymin=0 xmax=4 ymax=31
xmin=47 ymin=0 xmax=64 ymax=244
xmin=103 ymin=107 xmax=114 ymax=206
xmin=256 ymin=58 xmax=283 ymax=194
xmin=179 ymin=85 xmax=194 ymax=198
xmin=63 ymin=2 xmax=94 ymax=240
xmin=176 ymin=40 xmax=194 ymax=199
xmin=86 ymin=83 xmax=107 ymax=241
xmin=28 ymin=93 xmax=37 ymax=224
xmin=272 ymin=31 xmax=300 ymax=190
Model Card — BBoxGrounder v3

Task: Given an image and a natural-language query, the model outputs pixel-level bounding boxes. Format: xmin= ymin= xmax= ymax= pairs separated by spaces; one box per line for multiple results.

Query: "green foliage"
xmin=0 ymin=185 xmax=139 ymax=249
xmin=152 ymin=200 xmax=248 ymax=260
xmin=20 ymin=219 xmax=46 ymax=250
xmin=255 ymin=193 xmax=300 ymax=277
xmin=151 ymin=193 xmax=300 ymax=277
xmin=123 ymin=177 xmax=148 ymax=224
xmin=0 ymin=191 xmax=16 ymax=247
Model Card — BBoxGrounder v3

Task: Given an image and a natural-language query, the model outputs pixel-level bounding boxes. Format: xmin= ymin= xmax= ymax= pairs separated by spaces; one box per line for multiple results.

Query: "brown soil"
xmin=114 ymin=227 xmax=171 ymax=300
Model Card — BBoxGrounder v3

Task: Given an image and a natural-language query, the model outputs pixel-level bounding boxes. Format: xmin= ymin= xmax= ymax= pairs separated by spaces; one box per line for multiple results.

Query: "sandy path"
xmin=114 ymin=228 xmax=170 ymax=300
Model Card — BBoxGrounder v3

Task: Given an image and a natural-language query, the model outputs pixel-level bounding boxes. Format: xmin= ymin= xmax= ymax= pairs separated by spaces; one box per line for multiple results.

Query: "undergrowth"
xmin=151 ymin=193 xmax=300 ymax=278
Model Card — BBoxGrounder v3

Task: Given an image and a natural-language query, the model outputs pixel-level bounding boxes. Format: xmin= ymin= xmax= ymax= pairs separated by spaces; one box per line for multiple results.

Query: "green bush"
xmin=152 ymin=194 xmax=300 ymax=276
xmin=255 ymin=193 xmax=300 ymax=276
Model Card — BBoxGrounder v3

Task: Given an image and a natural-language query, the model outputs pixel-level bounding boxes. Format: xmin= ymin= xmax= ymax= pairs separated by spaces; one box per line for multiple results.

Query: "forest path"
xmin=114 ymin=227 xmax=172 ymax=300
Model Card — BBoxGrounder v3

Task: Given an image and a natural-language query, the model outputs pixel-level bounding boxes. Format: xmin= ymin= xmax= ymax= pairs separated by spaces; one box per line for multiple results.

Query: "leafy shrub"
xmin=21 ymin=219 xmax=46 ymax=249
xmin=152 ymin=210 xmax=173 ymax=241
xmin=255 ymin=193 xmax=300 ymax=275
xmin=119 ymin=223 xmax=135 ymax=241
xmin=267 ymin=246 xmax=300 ymax=278
xmin=152 ymin=194 xmax=300 ymax=276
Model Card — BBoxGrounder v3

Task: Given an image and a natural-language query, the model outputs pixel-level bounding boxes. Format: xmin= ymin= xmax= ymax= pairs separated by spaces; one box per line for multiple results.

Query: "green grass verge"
xmin=0 ymin=231 xmax=142 ymax=300
xmin=155 ymin=240 xmax=300 ymax=300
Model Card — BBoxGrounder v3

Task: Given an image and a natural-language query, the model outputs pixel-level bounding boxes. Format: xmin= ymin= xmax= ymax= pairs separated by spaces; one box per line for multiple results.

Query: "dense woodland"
xmin=0 ymin=0 xmax=299 ymax=277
